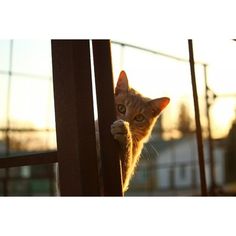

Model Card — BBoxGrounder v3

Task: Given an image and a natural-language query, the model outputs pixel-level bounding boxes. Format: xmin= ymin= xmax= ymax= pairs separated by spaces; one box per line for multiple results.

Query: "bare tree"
xmin=5 ymin=120 xmax=49 ymax=152
xmin=177 ymin=103 xmax=194 ymax=135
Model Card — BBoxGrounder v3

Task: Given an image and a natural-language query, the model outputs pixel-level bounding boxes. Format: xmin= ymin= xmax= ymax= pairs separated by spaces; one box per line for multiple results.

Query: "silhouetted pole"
xmin=188 ymin=40 xmax=208 ymax=196
xmin=52 ymin=40 xmax=100 ymax=196
xmin=92 ymin=40 xmax=123 ymax=196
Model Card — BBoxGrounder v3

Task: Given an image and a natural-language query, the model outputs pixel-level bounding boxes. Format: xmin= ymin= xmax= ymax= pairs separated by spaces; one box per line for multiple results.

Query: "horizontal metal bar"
xmin=215 ymin=93 xmax=236 ymax=98
xmin=0 ymin=175 xmax=54 ymax=180
xmin=0 ymin=151 xmax=57 ymax=168
xmin=0 ymin=70 xmax=51 ymax=80
xmin=0 ymin=128 xmax=55 ymax=132
xmin=111 ymin=41 xmax=207 ymax=65
xmin=137 ymin=158 xmax=212 ymax=171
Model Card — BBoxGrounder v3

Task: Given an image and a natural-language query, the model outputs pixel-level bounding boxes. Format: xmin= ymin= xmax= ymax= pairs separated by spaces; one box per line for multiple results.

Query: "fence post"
xmin=92 ymin=40 xmax=123 ymax=196
xmin=188 ymin=40 xmax=208 ymax=196
xmin=51 ymin=40 xmax=100 ymax=196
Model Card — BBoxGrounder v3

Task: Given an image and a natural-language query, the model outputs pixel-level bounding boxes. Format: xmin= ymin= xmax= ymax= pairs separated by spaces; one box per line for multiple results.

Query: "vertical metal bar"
xmin=204 ymin=64 xmax=216 ymax=195
xmin=92 ymin=40 xmax=123 ymax=196
xmin=188 ymin=40 xmax=207 ymax=196
xmin=4 ymin=40 xmax=14 ymax=196
xmin=119 ymin=43 xmax=125 ymax=69
xmin=51 ymin=40 xmax=100 ymax=196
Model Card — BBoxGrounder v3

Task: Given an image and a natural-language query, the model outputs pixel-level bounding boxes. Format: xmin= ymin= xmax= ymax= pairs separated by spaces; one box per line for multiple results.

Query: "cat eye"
xmin=134 ymin=114 xmax=145 ymax=122
xmin=117 ymin=104 xmax=126 ymax=114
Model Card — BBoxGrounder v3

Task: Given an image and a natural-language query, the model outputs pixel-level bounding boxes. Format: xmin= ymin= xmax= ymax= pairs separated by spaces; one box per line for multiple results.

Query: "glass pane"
xmin=111 ymin=40 xmax=201 ymax=196
xmin=0 ymin=74 xmax=8 ymax=126
xmin=12 ymin=40 xmax=52 ymax=77
xmin=0 ymin=74 xmax=8 ymax=156
xmin=0 ymin=182 xmax=3 ymax=196
xmin=9 ymin=75 xmax=54 ymax=129
xmin=0 ymin=40 xmax=56 ymax=158
xmin=0 ymin=40 xmax=10 ymax=71
xmin=0 ymin=164 xmax=56 ymax=196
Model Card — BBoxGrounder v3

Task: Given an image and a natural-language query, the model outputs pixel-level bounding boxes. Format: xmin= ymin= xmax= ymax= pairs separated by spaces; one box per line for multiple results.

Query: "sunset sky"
xmin=0 ymin=39 xmax=236 ymax=143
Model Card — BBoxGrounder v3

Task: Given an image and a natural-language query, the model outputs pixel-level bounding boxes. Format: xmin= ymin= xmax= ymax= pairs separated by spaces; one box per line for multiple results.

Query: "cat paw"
xmin=111 ymin=119 xmax=131 ymax=144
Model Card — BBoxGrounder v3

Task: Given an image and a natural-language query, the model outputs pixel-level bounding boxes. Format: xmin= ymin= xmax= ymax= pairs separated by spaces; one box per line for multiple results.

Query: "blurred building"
xmin=127 ymin=135 xmax=225 ymax=196
xmin=224 ymin=119 xmax=236 ymax=185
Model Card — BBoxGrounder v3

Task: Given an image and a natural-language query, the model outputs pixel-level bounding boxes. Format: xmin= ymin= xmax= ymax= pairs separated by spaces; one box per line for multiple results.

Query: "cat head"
xmin=114 ymin=71 xmax=170 ymax=142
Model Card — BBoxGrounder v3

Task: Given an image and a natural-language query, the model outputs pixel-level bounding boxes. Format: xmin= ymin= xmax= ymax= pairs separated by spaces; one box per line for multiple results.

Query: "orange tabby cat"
xmin=111 ymin=71 xmax=170 ymax=192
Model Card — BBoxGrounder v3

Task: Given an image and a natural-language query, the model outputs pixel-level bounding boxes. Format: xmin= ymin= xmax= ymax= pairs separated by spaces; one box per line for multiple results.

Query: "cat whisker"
xmin=146 ymin=142 xmax=160 ymax=158
xmin=141 ymin=145 xmax=151 ymax=160
xmin=140 ymin=153 xmax=145 ymax=159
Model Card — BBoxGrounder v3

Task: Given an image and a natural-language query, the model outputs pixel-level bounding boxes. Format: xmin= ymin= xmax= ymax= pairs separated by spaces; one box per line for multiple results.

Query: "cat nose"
xmin=123 ymin=117 xmax=131 ymax=123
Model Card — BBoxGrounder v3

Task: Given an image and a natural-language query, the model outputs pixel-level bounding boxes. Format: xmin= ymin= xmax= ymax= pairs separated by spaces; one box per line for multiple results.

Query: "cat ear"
xmin=115 ymin=70 xmax=129 ymax=95
xmin=149 ymin=97 xmax=170 ymax=117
